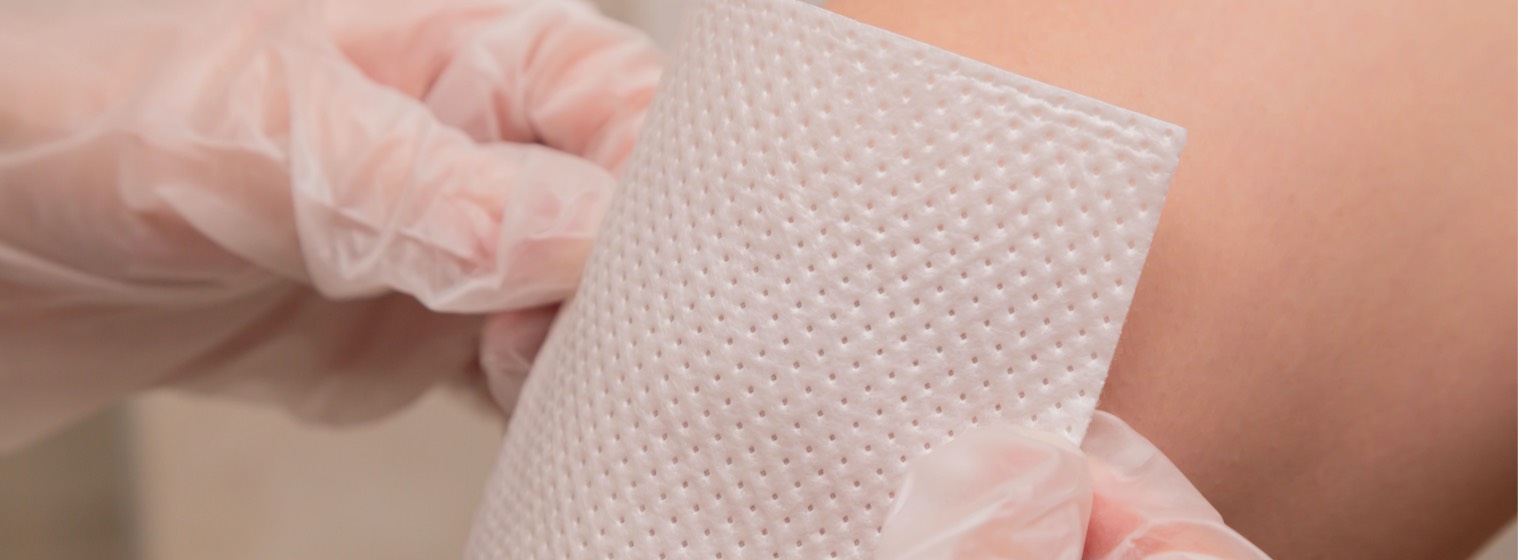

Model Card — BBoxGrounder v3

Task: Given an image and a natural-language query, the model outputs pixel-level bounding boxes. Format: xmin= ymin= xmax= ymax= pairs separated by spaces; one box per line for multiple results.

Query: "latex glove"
xmin=877 ymin=411 xmax=1271 ymax=559
xmin=0 ymin=0 xmax=661 ymax=451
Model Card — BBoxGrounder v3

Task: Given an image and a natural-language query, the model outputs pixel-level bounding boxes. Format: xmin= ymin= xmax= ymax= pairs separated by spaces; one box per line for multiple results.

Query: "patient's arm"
xmin=826 ymin=1 xmax=1517 ymax=558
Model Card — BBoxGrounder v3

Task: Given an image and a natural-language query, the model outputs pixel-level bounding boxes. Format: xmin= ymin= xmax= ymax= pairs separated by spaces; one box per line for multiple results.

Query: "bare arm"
xmin=826 ymin=1 xmax=1517 ymax=558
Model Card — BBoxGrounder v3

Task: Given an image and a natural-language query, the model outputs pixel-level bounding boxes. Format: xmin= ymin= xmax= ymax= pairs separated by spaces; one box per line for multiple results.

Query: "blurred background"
xmin=0 ymin=1 xmax=1511 ymax=558
xmin=0 ymin=394 xmax=499 ymax=560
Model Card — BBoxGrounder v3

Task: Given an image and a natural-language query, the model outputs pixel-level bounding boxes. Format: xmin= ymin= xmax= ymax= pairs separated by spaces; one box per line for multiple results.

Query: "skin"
xmin=824 ymin=1 xmax=1517 ymax=559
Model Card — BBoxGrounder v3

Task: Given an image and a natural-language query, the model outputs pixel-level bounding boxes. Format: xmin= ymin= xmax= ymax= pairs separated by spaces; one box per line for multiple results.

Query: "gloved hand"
xmin=877 ymin=411 xmax=1271 ymax=559
xmin=0 ymin=0 xmax=660 ymax=450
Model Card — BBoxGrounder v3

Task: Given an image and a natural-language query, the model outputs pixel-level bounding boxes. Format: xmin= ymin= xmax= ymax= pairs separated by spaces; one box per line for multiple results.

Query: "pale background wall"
xmin=129 ymin=393 xmax=500 ymax=560
xmin=0 ymin=1 xmax=1511 ymax=559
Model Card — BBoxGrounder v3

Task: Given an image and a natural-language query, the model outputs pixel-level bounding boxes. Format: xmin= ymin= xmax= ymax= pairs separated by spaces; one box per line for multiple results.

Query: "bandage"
xmin=467 ymin=0 xmax=1183 ymax=557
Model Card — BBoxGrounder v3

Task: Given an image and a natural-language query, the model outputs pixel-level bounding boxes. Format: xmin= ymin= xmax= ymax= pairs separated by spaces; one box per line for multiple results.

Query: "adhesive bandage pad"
xmin=466 ymin=0 xmax=1184 ymax=557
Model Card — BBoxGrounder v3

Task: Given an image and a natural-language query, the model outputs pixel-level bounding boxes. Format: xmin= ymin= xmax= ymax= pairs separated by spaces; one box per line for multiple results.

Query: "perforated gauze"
xmin=466 ymin=0 xmax=1184 ymax=557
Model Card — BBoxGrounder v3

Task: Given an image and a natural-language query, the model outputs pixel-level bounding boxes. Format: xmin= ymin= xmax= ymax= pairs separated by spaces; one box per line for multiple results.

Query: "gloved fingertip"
xmin=479 ymin=349 xmax=530 ymax=416
xmin=478 ymin=147 xmax=615 ymax=308
xmin=1101 ymin=519 xmax=1274 ymax=560
xmin=503 ymin=146 xmax=617 ymax=238
xmin=289 ymin=64 xmax=617 ymax=312
xmin=1081 ymin=412 xmax=1270 ymax=559
xmin=1082 ymin=411 xmax=1164 ymax=475
xmin=876 ymin=424 xmax=1091 ymax=560
xmin=479 ymin=306 xmax=560 ymax=411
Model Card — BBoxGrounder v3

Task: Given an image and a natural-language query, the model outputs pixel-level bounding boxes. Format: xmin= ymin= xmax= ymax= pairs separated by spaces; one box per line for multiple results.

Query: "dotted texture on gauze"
xmin=466 ymin=0 xmax=1184 ymax=558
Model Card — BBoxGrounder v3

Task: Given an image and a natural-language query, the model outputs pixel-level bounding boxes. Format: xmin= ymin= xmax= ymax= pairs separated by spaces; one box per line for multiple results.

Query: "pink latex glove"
xmin=877 ymin=411 xmax=1271 ymax=559
xmin=0 ymin=0 xmax=660 ymax=450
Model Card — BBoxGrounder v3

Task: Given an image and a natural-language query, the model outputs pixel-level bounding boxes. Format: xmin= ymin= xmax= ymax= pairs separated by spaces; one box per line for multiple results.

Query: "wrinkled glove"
xmin=0 ymin=0 xmax=661 ymax=450
xmin=877 ymin=411 xmax=1271 ymax=559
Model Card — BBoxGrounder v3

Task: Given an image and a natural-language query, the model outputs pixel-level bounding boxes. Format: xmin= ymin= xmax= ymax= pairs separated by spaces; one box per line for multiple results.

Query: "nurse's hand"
xmin=877 ymin=411 xmax=1270 ymax=559
xmin=0 ymin=0 xmax=660 ymax=450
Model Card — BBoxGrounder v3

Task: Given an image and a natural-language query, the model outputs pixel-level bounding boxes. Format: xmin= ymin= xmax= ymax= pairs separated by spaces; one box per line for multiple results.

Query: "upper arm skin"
xmin=825 ymin=2 xmax=1517 ymax=559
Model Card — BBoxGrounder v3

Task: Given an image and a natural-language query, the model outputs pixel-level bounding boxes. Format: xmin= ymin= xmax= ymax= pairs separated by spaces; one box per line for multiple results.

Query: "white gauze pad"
xmin=467 ymin=0 xmax=1184 ymax=557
